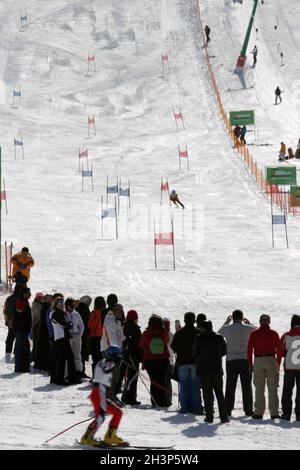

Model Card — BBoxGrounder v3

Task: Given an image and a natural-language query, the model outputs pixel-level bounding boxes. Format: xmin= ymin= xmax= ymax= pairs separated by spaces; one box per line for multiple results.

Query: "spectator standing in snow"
xmin=140 ymin=315 xmax=170 ymax=407
xmin=193 ymin=321 xmax=229 ymax=423
xmin=163 ymin=318 xmax=174 ymax=407
xmin=65 ymin=298 xmax=84 ymax=383
xmin=205 ymin=25 xmax=211 ymax=43
xmin=101 ymin=303 xmax=125 ymax=404
xmin=278 ymin=142 xmax=286 ymax=161
xmin=88 ymin=296 xmax=106 ymax=375
xmin=121 ymin=310 xmax=142 ymax=405
xmin=31 ymin=292 xmax=44 ymax=363
xmin=171 ymin=312 xmax=203 ymax=414
xmin=50 ymin=297 xmax=77 ymax=385
xmin=247 ymin=314 xmax=281 ymax=419
xmin=11 ymin=247 xmax=34 ymax=285
xmin=76 ymin=295 xmax=92 ymax=377
xmin=280 ymin=315 xmax=300 ymax=421
xmin=34 ymin=294 xmax=52 ymax=371
xmin=13 ymin=286 xmax=32 ymax=373
xmin=240 ymin=125 xmax=247 ymax=144
xmin=233 ymin=125 xmax=241 ymax=147
xmin=3 ymin=283 xmax=22 ymax=359
xmin=275 ymin=86 xmax=283 ymax=105
xmin=218 ymin=310 xmax=256 ymax=416
xmin=251 ymin=45 xmax=258 ymax=66
xmin=295 ymin=138 xmax=300 ymax=158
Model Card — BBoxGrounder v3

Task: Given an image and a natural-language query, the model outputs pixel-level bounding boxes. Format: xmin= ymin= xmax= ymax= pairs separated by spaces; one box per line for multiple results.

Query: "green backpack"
xmin=149 ymin=337 xmax=165 ymax=355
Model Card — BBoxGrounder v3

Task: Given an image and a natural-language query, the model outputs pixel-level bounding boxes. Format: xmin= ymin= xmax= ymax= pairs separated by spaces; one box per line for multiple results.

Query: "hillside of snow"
xmin=1 ymin=0 xmax=300 ymax=450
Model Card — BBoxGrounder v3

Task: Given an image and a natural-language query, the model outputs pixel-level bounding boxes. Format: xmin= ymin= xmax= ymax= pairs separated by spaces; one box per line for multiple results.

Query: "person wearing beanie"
xmin=280 ymin=315 xmax=300 ymax=421
xmin=171 ymin=312 xmax=203 ymax=414
xmin=121 ymin=310 xmax=142 ymax=405
xmin=247 ymin=314 xmax=281 ymax=419
xmin=193 ymin=321 xmax=228 ymax=424
xmin=196 ymin=313 xmax=207 ymax=328
xmin=11 ymin=247 xmax=35 ymax=285
xmin=218 ymin=310 xmax=256 ymax=417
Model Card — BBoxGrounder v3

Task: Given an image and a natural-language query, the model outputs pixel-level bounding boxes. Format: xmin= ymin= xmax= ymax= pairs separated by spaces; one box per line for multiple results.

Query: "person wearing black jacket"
xmin=3 ymin=283 xmax=23 ymax=356
xmin=12 ymin=286 xmax=32 ymax=373
xmin=50 ymin=297 xmax=77 ymax=385
xmin=76 ymin=295 xmax=92 ymax=377
xmin=193 ymin=321 xmax=229 ymax=423
xmin=171 ymin=312 xmax=202 ymax=414
xmin=34 ymin=295 xmax=52 ymax=371
xmin=121 ymin=310 xmax=142 ymax=405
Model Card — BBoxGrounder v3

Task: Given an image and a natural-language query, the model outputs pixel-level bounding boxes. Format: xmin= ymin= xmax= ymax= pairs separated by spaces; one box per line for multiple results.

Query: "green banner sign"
xmin=229 ymin=110 xmax=255 ymax=126
xmin=290 ymin=186 xmax=300 ymax=206
xmin=266 ymin=166 xmax=297 ymax=186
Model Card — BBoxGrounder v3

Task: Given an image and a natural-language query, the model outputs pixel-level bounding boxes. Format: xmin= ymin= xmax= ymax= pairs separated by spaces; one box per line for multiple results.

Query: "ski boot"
xmin=104 ymin=427 xmax=128 ymax=446
xmin=80 ymin=430 xmax=101 ymax=447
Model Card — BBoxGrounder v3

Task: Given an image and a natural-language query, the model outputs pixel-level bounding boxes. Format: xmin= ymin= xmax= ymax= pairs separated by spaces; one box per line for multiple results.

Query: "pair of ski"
xmin=77 ymin=440 xmax=174 ymax=450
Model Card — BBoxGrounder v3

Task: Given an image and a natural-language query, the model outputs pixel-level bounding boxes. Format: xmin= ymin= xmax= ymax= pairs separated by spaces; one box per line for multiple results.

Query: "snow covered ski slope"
xmin=1 ymin=0 xmax=300 ymax=450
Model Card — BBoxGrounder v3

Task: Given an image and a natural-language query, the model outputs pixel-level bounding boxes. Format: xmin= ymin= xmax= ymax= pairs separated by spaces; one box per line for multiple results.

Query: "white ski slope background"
xmin=0 ymin=0 xmax=300 ymax=450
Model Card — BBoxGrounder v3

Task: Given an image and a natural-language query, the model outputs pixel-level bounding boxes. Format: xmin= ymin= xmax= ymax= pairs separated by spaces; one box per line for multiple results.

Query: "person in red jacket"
xmin=139 ymin=315 xmax=169 ymax=407
xmin=280 ymin=314 xmax=300 ymax=421
xmin=88 ymin=296 xmax=106 ymax=376
xmin=247 ymin=314 xmax=281 ymax=419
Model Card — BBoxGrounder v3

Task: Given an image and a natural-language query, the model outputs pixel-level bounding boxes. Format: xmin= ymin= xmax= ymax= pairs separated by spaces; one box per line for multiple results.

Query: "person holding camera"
xmin=50 ymin=297 xmax=77 ymax=385
xmin=218 ymin=310 xmax=256 ymax=417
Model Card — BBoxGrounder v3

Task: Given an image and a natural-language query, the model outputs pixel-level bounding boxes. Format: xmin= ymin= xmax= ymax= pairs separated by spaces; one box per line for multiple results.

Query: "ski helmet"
xmin=103 ymin=345 xmax=123 ymax=362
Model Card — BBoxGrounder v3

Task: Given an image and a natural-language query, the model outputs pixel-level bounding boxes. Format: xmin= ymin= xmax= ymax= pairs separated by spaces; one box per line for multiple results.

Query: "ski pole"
xmin=128 ymin=356 xmax=159 ymax=408
xmin=42 ymin=416 xmax=94 ymax=445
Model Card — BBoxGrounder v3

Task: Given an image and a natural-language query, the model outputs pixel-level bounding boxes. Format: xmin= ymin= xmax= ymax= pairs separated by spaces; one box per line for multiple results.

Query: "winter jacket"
xmin=218 ymin=322 xmax=256 ymax=361
xmin=240 ymin=127 xmax=247 ymax=138
xmin=275 ymin=87 xmax=282 ymax=96
xmin=171 ymin=325 xmax=201 ymax=365
xmin=13 ymin=298 xmax=32 ymax=333
xmin=234 ymin=126 xmax=241 ymax=137
xmin=31 ymin=300 xmax=43 ymax=329
xmin=76 ymin=301 xmax=91 ymax=359
xmin=123 ymin=321 xmax=142 ymax=363
xmin=11 ymin=252 xmax=34 ymax=281
xmin=279 ymin=143 xmax=286 ymax=155
xmin=139 ymin=327 xmax=169 ymax=361
xmin=3 ymin=290 xmax=19 ymax=323
xmin=66 ymin=310 xmax=84 ymax=336
xmin=46 ymin=306 xmax=54 ymax=340
xmin=50 ymin=309 xmax=72 ymax=341
xmin=193 ymin=330 xmax=226 ymax=375
xmin=247 ymin=325 xmax=281 ymax=368
xmin=88 ymin=309 xmax=103 ymax=337
xmin=280 ymin=326 xmax=300 ymax=370
xmin=101 ymin=311 xmax=125 ymax=351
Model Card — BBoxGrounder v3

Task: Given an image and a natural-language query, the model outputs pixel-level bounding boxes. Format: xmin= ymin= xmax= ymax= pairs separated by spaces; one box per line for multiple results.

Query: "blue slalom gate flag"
xmin=14 ymin=139 xmax=23 ymax=146
xmin=102 ymin=208 xmax=117 ymax=219
xmin=21 ymin=15 xmax=27 ymax=21
xmin=13 ymin=91 xmax=21 ymax=97
xmin=272 ymin=215 xmax=285 ymax=225
xmin=107 ymin=185 xmax=118 ymax=194
xmin=82 ymin=170 xmax=93 ymax=177
xmin=119 ymin=187 xmax=129 ymax=197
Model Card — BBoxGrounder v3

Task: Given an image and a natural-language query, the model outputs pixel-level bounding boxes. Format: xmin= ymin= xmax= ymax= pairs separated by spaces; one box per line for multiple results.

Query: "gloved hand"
xmin=19 ymin=263 xmax=27 ymax=270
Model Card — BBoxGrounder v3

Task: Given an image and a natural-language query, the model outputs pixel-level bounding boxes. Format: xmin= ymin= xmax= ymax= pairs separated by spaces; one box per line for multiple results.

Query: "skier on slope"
xmin=80 ymin=345 xmax=128 ymax=447
xmin=205 ymin=25 xmax=211 ymax=43
xmin=251 ymin=45 xmax=258 ymax=66
xmin=275 ymin=86 xmax=283 ymax=105
xmin=170 ymin=189 xmax=185 ymax=209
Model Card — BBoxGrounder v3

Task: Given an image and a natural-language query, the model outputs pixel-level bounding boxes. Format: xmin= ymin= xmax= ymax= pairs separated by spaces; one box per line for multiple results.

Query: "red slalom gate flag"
xmin=1 ymin=190 xmax=6 ymax=200
xmin=88 ymin=55 xmax=95 ymax=62
xmin=161 ymin=54 xmax=168 ymax=61
xmin=79 ymin=149 xmax=88 ymax=158
xmin=174 ymin=112 xmax=182 ymax=120
xmin=179 ymin=149 xmax=188 ymax=158
xmin=161 ymin=181 xmax=169 ymax=191
xmin=154 ymin=232 xmax=174 ymax=245
xmin=88 ymin=116 xmax=95 ymax=125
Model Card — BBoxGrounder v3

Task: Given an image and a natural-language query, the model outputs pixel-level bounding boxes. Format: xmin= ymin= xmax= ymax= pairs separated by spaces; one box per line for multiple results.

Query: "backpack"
xmin=149 ymin=337 xmax=165 ymax=355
